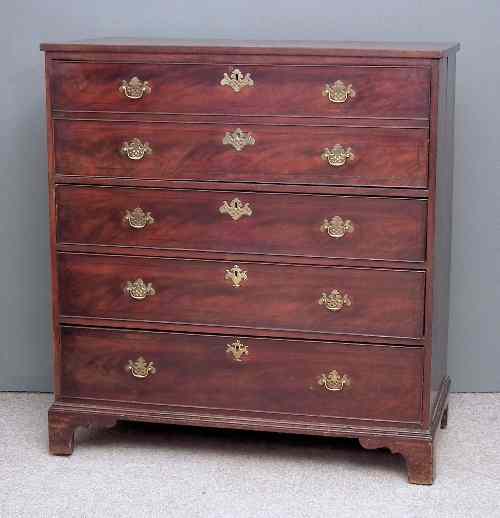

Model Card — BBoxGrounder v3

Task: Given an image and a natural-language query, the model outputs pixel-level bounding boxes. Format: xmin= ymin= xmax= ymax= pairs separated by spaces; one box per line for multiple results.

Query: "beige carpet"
xmin=0 ymin=393 xmax=498 ymax=517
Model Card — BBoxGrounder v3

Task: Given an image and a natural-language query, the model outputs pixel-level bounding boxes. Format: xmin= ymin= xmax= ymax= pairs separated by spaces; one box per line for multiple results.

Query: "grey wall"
xmin=1 ymin=0 xmax=499 ymax=392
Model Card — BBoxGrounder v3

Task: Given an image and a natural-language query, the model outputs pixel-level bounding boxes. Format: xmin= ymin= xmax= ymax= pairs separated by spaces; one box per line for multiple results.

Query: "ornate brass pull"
xmin=120 ymin=138 xmax=152 ymax=160
xmin=319 ymin=289 xmax=351 ymax=312
xmin=318 ymin=370 xmax=351 ymax=391
xmin=219 ymin=198 xmax=253 ymax=221
xmin=220 ymin=68 xmax=254 ymax=92
xmin=222 ymin=128 xmax=255 ymax=151
xmin=124 ymin=208 xmax=154 ymax=229
xmin=320 ymin=216 xmax=354 ymax=239
xmin=119 ymin=77 xmax=151 ymax=99
xmin=322 ymin=80 xmax=356 ymax=103
xmin=226 ymin=339 xmax=249 ymax=362
xmin=125 ymin=357 xmax=156 ymax=378
xmin=225 ymin=265 xmax=247 ymax=288
xmin=125 ymin=279 xmax=156 ymax=300
xmin=321 ymin=145 xmax=355 ymax=167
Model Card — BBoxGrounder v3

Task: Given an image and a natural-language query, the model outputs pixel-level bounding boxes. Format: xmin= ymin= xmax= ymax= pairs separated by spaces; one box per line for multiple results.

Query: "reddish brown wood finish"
xmin=360 ymin=437 xmax=434 ymax=485
xmin=50 ymin=62 xmax=430 ymax=119
xmin=48 ymin=408 xmax=117 ymax=455
xmin=48 ymin=374 xmax=449 ymax=457
xmin=54 ymin=174 xmax=430 ymax=199
xmin=42 ymin=40 xmax=458 ymax=484
xmin=40 ymin=39 xmax=459 ymax=59
xmin=53 ymin=111 xmax=430 ymax=128
xmin=56 ymin=186 xmax=427 ymax=262
xmin=58 ymin=316 xmax=425 ymax=347
xmin=358 ymin=375 xmax=450 ymax=484
xmin=58 ymin=252 xmax=425 ymax=340
xmin=60 ymin=327 xmax=423 ymax=423
xmin=54 ymin=120 xmax=429 ymax=188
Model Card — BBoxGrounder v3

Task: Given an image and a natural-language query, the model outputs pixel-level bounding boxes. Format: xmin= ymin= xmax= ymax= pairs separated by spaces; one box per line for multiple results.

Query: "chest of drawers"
xmin=41 ymin=39 xmax=458 ymax=485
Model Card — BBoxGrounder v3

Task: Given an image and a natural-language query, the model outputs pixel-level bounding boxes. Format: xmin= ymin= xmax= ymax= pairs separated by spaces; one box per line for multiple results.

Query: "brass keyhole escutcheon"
xmin=226 ymin=339 xmax=249 ymax=362
xmin=225 ymin=265 xmax=248 ymax=288
xmin=219 ymin=198 xmax=253 ymax=221
xmin=220 ymin=68 xmax=254 ymax=92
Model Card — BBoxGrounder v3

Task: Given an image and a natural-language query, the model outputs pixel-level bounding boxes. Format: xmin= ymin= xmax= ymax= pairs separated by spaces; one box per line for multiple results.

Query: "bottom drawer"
xmin=60 ymin=327 xmax=423 ymax=424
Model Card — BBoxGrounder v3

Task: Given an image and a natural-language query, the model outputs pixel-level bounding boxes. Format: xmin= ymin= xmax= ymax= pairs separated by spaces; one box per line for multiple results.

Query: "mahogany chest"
xmin=41 ymin=39 xmax=459 ymax=484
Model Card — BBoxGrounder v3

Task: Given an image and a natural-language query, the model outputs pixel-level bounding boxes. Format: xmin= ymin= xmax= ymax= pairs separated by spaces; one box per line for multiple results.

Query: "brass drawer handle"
xmin=125 ymin=357 xmax=156 ymax=378
xmin=124 ymin=207 xmax=154 ymax=229
xmin=318 ymin=370 xmax=351 ymax=391
xmin=320 ymin=216 xmax=354 ymax=239
xmin=225 ymin=265 xmax=247 ymax=288
xmin=125 ymin=278 xmax=156 ymax=300
xmin=322 ymin=80 xmax=356 ymax=103
xmin=119 ymin=77 xmax=151 ymax=99
xmin=226 ymin=339 xmax=249 ymax=362
xmin=219 ymin=198 xmax=253 ymax=221
xmin=321 ymin=144 xmax=355 ymax=167
xmin=120 ymin=138 xmax=152 ymax=160
xmin=220 ymin=68 xmax=254 ymax=92
xmin=222 ymin=128 xmax=255 ymax=151
xmin=319 ymin=289 xmax=351 ymax=312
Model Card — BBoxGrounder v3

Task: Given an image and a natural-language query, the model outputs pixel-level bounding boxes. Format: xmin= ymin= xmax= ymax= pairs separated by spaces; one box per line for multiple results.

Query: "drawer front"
xmin=51 ymin=62 xmax=430 ymax=119
xmin=58 ymin=253 xmax=425 ymax=339
xmin=57 ymin=186 xmax=427 ymax=262
xmin=54 ymin=120 xmax=429 ymax=188
xmin=60 ymin=327 xmax=423 ymax=423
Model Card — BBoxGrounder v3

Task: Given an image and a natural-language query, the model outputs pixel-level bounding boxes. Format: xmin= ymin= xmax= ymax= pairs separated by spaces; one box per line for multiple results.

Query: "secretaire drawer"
xmin=50 ymin=62 xmax=430 ymax=119
xmin=58 ymin=253 xmax=425 ymax=340
xmin=54 ymin=120 xmax=429 ymax=188
xmin=56 ymin=186 xmax=428 ymax=262
xmin=60 ymin=326 xmax=423 ymax=423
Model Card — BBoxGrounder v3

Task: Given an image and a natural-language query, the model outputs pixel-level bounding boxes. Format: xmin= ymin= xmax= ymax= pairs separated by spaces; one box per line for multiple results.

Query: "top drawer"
xmin=50 ymin=62 xmax=431 ymax=119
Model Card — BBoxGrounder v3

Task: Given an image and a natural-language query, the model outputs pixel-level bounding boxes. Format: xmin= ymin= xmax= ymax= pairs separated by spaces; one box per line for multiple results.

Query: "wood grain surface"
xmin=54 ymin=120 xmax=429 ymax=188
xmin=56 ymin=185 xmax=428 ymax=262
xmin=58 ymin=252 xmax=426 ymax=340
xmin=60 ymin=326 xmax=424 ymax=423
xmin=51 ymin=62 xmax=430 ymax=119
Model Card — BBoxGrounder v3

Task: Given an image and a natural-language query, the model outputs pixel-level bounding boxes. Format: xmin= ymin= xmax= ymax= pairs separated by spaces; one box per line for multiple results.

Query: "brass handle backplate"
xmin=319 ymin=289 xmax=351 ymax=312
xmin=321 ymin=144 xmax=355 ymax=167
xmin=124 ymin=207 xmax=155 ymax=229
xmin=318 ymin=370 xmax=351 ymax=391
xmin=320 ymin=216 xmax=354 ymax=239
xmin=125 ymin=357 xmax=156 ymax=378
xmin=322 ymin=80 xmax=356 ymax=103
xmin=220 ymin=68 xmax=254 ymax=92
xmin=125 ymin=278 xmax=156 ymax=300
xmin=226 ymin=339 xmax=249 ymax=362
xmin=119 ymin=77 xmax=151 ymax=99
xmin=120 ymin=138 xmax=152 ymax=160
xmin=225 ymin=265 xmax=248 ymax=288
xmin=222 ymin=128 xmax=255 ymax=151
xmin=219 ymin=198 xmax=253 ymax=221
